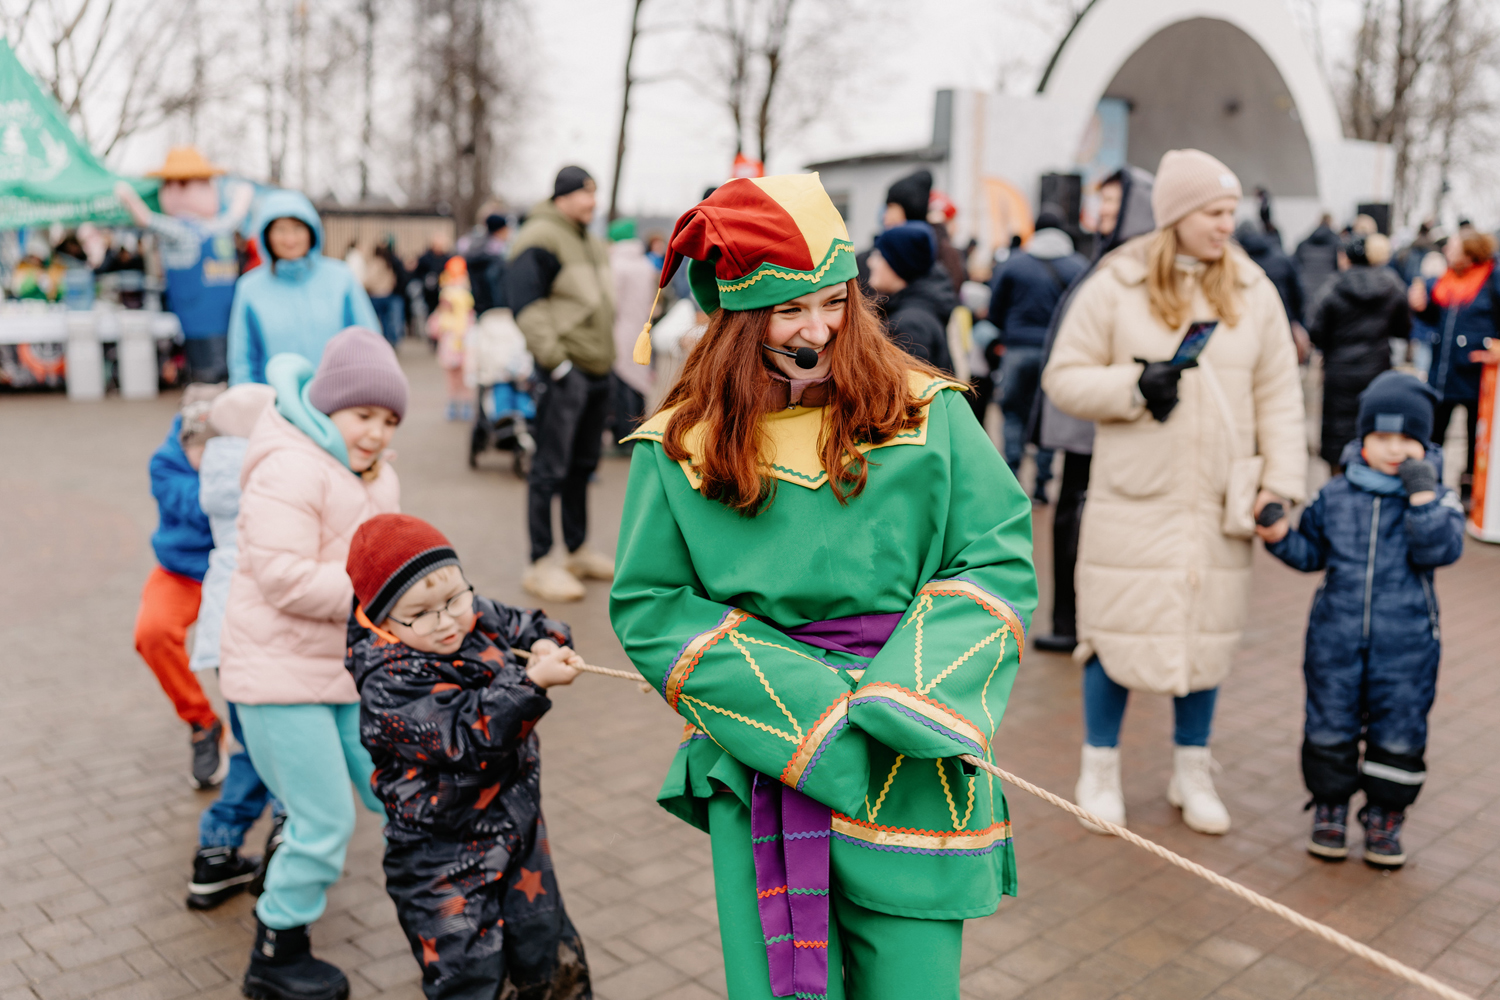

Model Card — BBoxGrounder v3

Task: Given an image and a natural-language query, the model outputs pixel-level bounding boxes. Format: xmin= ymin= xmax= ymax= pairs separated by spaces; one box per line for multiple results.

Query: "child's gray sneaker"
xmin=190 ymin=720 xmax=227 ymax=789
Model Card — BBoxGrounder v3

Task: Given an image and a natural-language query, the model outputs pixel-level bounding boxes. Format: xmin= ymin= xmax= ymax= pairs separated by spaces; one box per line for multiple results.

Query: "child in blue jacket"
xmin=1258 ymin=372 xmax=1465 ymax=867
xmin=135 ymin=391 xmax=227 ymax=789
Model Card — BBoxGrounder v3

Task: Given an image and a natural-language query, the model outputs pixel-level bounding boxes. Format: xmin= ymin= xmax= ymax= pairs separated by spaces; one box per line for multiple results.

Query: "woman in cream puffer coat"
xmin=1042 ymin=150 xmax=1306 ymax=837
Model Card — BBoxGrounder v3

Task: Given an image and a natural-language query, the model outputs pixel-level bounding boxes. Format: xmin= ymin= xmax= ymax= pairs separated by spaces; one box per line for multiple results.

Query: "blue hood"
xmin=266 ymin=352 xmax=351 ymax=468
xmin=251 ymin=189 xmax=325 ymax=275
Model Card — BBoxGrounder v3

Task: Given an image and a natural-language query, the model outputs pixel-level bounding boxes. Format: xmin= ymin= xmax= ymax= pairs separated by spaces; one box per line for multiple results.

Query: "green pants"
xmin=707 ymin=793 xmax=963 ymax=1000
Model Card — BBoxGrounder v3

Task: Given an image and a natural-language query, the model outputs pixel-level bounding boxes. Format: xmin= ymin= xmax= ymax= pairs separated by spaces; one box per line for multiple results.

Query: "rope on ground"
xmin=957 ymin=754 xmax=1473 ymax=1000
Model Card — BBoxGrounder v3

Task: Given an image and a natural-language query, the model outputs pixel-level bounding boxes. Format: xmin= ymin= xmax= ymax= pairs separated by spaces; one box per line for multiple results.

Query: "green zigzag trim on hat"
xmin=716 ymin=240 xmax=858 ymax=312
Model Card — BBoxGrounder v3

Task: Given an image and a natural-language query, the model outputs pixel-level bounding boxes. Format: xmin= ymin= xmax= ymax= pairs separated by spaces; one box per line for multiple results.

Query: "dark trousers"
xmin=528 ymin=369 xmax=610 ymax=563
xmin=183 ymin=336 xmax=228 ymax=384
xmin=606 ymin=372 xmax=646 ymax=446
xmin=1302 ymin=645 xmax=1436 ymax=810
xmin=1432 ymin=399 xmax=1478 ymax=492
xmin=1049 ymin=452 xmax=1091 ymax=637
xmin=383 ymin=822 xmax=590 ymax=1000
xmin=999 ymin=345 xmax=1054 ymax=488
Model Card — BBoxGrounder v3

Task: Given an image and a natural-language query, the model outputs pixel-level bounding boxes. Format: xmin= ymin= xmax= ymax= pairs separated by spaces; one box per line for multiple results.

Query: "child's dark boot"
xmin=185 ymin=846 xmax=258 ymax=910
xmin=1360 ymin=804 xmax=1407 ymax=869
xmin=1306 ymin=801 xmax=1349 ymax=861
xmin=242 ymin=920 xmax=349 ymax=1000
xmin=248 ymin=813 xmax=286 ymax=898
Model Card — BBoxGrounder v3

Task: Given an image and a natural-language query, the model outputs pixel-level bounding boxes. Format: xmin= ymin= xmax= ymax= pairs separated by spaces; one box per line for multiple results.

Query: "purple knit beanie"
xmin=308 ymin=327 xmax=409 ymax=421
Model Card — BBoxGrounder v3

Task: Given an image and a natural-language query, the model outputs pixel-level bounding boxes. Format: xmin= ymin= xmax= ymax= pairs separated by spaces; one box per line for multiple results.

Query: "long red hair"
xmin=657 ymin=280 xmax=942 ymax=515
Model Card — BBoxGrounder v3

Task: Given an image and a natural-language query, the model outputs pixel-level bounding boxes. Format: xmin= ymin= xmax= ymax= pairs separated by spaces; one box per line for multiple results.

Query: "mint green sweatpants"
xmin=237 ymin=702 xmax=382 ymax=929
xmin=707 ymin=793 xmax=964 ymax=1000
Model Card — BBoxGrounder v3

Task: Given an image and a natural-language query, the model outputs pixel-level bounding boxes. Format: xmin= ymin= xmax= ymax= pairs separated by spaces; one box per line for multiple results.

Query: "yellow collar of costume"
xmin=623 ymin=371 xmax=966 ymax=491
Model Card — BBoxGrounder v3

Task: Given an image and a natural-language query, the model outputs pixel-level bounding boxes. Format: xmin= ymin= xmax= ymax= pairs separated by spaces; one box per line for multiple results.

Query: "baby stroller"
xmin=466 ymin=308 xmax=537 ymax=478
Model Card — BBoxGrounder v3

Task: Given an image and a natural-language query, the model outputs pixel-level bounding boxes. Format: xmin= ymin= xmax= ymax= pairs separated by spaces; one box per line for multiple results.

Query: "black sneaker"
xmin=1306 ymin=801 xmax=1349 ymax=861
xmin=186 ymin=847 xmax=259 ymax=910
xmin=242 ymin=920 xmax=349 ymax=1000
xmin=1360 ymin=805 xmax=1407 ymax=868
xmin=190 ymin=720 xmax=228 ymax=789
xmin=248 ymin=813 xmax=286 ymax=898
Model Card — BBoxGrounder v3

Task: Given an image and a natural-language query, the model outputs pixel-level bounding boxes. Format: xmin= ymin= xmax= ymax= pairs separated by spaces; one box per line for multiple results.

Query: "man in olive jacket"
xmin=506 ymin=166 xmax=616 ymax=601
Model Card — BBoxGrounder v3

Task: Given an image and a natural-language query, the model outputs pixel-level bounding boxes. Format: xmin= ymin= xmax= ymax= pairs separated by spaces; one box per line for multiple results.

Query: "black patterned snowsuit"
xmin=347 ymin=597 xmax=590 ymax=1000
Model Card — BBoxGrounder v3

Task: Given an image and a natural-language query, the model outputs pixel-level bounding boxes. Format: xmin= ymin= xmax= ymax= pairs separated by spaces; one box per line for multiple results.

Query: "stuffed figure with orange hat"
xmin=117 ymin=147 xmax=254 ymax=383
xmin=609 ymin=173 xmax=1037 ymax=1000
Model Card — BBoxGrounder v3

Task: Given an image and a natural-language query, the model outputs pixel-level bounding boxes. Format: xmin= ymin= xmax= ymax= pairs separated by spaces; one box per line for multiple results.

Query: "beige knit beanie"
xmin=1151 ymin=149 xmax=1243 ymax=229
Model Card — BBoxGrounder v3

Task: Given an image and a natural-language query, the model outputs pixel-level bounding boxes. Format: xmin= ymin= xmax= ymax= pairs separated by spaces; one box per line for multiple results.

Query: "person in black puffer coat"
xmin=1296 ymin=216 xmax=1342 ymax=315
xmin=344 ymin=516 xmax=592 ymax=1000
xmin=868 ymin=221 xmax=955 ymax=372
xmin=1236 ymin=221 xmax=1304 ymax=332
xmin=1260 ymin=374 xmax=1464 ymax=868
xmin=1309 ymin=235 xmax=1411 ymax=469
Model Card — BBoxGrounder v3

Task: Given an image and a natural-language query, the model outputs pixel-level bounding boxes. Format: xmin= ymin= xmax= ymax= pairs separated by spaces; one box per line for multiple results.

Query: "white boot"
xmin=565 ymin=545 xmax=615 ymax=581
xmin=1167 ymin=745 xmax=1231 ymax=834
xmin=1075 ymin=745 xmax=1125 ymax=834
xmin=522 ymin=554 xmax=586 ymax=602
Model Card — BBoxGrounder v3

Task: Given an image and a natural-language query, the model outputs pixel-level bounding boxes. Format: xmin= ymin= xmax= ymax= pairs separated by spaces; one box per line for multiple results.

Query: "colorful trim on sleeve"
xmin=662 ymin=608 xmax=755 ymax=708
xmin=918 ymin=577 xmax=1027 ymax=660
xmin=831 ymin=813 xmax=1012 ymax=856
xmin=779 ymin=693 xmax=851 ymax=791
xmin=847 ymin=683 xmax=989 ymax=756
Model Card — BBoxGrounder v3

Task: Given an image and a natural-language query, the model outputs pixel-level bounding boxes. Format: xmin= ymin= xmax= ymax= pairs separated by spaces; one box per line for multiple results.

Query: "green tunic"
xmin=609 ymin=375 xmax=1037 ymax=920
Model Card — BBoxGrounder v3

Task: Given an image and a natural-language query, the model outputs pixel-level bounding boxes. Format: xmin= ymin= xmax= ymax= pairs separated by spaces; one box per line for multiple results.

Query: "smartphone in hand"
xmin=1171 ymin=321 xmax=1219 ymax=365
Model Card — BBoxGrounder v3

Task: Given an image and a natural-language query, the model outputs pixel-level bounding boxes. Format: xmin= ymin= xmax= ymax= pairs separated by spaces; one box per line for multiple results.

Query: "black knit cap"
xmin=1356 ymin=371 xmax=1438 ymax=445
xmin=553 ymin=165 xmax=594 ymax=199
xmin=885 ymin=170 xmax=932 ymax=224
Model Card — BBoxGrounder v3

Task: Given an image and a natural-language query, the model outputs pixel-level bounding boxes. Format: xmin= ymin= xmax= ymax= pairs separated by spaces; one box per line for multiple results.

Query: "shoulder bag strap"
xmin=1196 ymin=356 xmax=1252 ymax=460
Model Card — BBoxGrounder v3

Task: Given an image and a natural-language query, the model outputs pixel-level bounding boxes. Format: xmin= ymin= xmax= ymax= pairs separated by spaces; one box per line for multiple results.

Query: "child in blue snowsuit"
xmin=1258 ymin=372 xmax=1465 ymax=868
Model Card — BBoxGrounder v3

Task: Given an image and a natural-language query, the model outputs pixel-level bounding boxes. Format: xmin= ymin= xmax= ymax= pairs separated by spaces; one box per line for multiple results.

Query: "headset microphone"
xmin=763 ymin=344 xmax=821 ymax=370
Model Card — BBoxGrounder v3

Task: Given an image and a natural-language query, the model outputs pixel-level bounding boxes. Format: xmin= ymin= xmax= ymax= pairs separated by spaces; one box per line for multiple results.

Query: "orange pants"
xmin=134 ymin=566 xmax=218 ymax=730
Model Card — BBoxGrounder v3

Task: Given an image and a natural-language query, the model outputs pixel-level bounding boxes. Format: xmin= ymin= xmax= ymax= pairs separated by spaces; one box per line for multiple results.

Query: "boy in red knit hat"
xmin=344 ymin=514 xmax=592 ymax=999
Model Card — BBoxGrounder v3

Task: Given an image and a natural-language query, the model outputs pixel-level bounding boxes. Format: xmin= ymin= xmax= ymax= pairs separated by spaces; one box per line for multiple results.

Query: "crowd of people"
xmin=118 ymin=139 xmax=1493 ymax=1000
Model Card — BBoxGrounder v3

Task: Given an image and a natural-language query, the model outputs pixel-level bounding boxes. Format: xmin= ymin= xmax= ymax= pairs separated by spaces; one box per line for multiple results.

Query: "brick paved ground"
xmin=2 ymin=345 xmax=1497 ymax=1000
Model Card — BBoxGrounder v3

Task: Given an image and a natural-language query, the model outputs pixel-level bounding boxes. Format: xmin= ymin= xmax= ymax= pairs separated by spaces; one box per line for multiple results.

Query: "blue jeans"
xmin=1083 ymin=658 xmax=1217 ymax=747
xmin=998 ymin=345 xmax=1053 ymax=488
xmin=199 ymin=703 xmax=282 ymax=848
xmin=370 ymin=294 xmax=405 ymax=347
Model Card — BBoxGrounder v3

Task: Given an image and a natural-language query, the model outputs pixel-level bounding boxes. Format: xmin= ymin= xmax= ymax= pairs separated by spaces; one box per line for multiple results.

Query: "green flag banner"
xmin=0 ymin=40 xmax=156 ymax=229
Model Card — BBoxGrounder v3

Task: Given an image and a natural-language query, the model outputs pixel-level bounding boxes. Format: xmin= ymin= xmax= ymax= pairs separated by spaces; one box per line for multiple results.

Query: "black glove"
xmin=1135 ymin=357 xmax=1199 ymax=422
xmin=1255 ymin=502 xmax=1285 ymax=527
xmin=1397 ymin=457 xmax=1438 ymax=497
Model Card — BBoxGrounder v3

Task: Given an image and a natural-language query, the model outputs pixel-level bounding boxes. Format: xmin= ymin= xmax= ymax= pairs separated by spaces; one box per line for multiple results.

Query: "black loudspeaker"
xmin=1039 ymin=173 xmax=1083 ymax=227
xmin=1357 ymin=203 xmax=1392 ymax=235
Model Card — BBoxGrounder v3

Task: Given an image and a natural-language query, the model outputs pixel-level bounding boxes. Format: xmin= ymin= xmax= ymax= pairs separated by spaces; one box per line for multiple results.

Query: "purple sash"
xmin=751 ymin=613 xmax=901 ymax=998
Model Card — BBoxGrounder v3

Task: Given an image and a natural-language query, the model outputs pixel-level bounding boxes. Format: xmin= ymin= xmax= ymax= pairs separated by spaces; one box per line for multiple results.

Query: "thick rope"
xmin=957 ymin=754 xmax=1472 ymax=1000
xmin=548 ymin=660 xmax=1470 ymax=998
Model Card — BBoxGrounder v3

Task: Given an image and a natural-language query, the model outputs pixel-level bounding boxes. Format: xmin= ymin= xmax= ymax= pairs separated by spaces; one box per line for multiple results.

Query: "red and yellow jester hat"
xmin=631 ymin=173 xmax=856 ymax=364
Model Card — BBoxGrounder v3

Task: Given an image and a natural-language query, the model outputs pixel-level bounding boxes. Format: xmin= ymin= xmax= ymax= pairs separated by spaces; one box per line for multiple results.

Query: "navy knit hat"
xmin=875 ymin=222 xmax=935 ymax=283
xmin=1356 ymin=371 xmax=1438 ymax=445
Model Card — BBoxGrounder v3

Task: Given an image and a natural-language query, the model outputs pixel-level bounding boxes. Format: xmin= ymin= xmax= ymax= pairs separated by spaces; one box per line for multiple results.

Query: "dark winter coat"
xmin=1266 ymin=447 xmax=1464 ymax=747
xmin=879 ymin=267 xmax=955 ymax=372
xmin=1295 ymin=225 xmax=1341 ymax=316
xmin=347 ymin=595 xmax=571 ymax=843
xmin=1237 ymin=224 xmax=1305 ymax=326
xmin=1416 ymin=264 xmax=1499 ymax=403
xmin=149 ymin=415 xmax=213 ymax=581
xmin=990 ymin=241 xmax=1088 ymax=348
xmin=1310 ymin=265 xmax=1412 ymax=466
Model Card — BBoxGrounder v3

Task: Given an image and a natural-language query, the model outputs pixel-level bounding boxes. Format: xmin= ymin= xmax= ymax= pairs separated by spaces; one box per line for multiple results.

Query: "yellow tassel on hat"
xmin=633 ymin=287 xmax=663 ymax=365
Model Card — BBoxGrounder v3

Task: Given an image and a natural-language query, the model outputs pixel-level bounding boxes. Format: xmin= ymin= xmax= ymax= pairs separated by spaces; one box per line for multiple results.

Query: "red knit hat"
xmin=347 ymin=515 xmax=461 ymax=623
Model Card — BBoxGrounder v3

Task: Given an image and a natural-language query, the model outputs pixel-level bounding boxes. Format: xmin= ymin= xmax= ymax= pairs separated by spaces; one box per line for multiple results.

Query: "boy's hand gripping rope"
xmin=554 ymin=657 xmax=1473 ymax=1000
xmin=956 ymin=754 xmax=1474 ymax=1000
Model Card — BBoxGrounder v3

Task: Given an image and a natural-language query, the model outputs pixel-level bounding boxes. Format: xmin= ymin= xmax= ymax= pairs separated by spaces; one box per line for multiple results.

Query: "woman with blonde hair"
xmin=1043 ymin=149 xmax=1306 ymax=836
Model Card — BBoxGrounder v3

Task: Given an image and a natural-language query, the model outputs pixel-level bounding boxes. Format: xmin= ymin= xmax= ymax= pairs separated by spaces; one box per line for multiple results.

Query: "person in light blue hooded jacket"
xmin=227 ymin=189 xmax=380 ymax=385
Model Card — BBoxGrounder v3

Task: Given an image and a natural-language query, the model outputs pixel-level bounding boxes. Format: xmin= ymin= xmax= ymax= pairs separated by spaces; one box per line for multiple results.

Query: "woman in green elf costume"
xmin=609 ymin=173 xmax=1037 ymax=1000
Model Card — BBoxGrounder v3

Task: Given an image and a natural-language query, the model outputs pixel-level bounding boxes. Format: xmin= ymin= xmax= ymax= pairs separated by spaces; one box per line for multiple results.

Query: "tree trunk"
xmin=608 ymin=0 xmax=647 ymax=222
xmin=360 ymin=0 xmax=375 ymax=201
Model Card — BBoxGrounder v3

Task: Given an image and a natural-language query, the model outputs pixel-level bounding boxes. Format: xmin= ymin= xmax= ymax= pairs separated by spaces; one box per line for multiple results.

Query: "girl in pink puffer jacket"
xmin=219 ymin=327 xmax=406 ymax=1000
